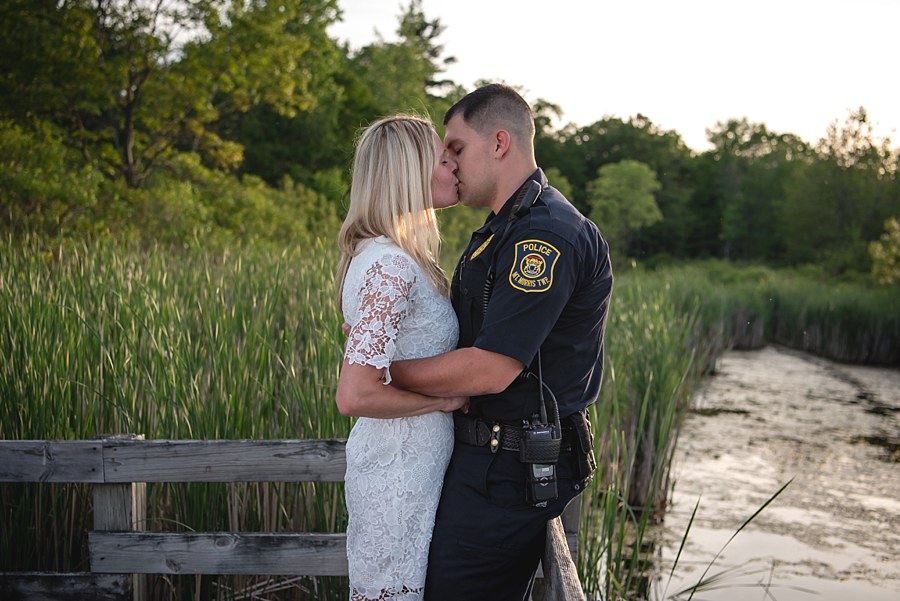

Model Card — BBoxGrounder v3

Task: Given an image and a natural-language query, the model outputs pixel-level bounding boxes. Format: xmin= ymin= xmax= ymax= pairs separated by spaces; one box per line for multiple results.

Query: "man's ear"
xmin=492 ymin=129 xmax=512 ymax=158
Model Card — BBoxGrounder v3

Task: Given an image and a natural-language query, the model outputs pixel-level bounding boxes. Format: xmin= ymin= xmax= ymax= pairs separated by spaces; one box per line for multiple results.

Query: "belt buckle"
xmin=487 ymin=422 xmax=501 ymax=453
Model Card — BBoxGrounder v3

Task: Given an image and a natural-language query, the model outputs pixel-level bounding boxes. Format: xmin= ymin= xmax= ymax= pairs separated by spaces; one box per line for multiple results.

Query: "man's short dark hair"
xmin=444 ymin=83 xmax=535 ymax=148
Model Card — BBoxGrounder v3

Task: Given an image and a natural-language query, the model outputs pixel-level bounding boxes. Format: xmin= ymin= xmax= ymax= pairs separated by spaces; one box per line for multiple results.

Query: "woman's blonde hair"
xmin=336 ymin=115 xmax=448 ymax=305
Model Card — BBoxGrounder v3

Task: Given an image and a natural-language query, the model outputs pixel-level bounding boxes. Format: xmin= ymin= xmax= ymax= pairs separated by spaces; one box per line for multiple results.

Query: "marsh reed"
xmin=2 ymin=242 xmax=897 ymax=600
xmin=1 ymin=239 xmax=350 ymax=598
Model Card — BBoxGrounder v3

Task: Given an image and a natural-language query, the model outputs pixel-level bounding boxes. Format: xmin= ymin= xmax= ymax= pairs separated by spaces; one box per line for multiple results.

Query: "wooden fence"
xmin=0 ymin=436 xmax=581 ymax=600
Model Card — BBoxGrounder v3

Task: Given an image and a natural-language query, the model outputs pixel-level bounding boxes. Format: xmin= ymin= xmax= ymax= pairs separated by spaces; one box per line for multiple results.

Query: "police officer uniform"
xmin=424 ymin=169 xmax=613 ymax=600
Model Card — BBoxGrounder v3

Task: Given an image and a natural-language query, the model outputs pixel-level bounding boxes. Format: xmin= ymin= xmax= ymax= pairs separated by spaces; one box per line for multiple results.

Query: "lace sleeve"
xmin=344 ymin=253 xmax=417 ymax=384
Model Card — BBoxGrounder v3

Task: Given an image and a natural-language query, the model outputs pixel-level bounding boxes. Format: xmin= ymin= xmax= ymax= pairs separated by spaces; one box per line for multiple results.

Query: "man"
xmin=389 ymin=83 xmax=613 ymax=600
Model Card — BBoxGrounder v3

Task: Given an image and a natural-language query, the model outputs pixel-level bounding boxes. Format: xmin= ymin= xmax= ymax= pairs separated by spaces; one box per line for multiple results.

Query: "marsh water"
xmin=652 ymin=345 xmax=900 ymax=601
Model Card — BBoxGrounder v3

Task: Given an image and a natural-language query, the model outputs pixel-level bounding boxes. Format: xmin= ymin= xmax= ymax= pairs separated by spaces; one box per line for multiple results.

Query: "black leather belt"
xmin=453 ymin=413 xmax=575 ymax=453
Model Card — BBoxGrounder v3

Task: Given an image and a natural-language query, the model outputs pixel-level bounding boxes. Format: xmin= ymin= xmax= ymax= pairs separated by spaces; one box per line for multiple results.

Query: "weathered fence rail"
xmin=0 ymin=437 xmax=580 ymax=600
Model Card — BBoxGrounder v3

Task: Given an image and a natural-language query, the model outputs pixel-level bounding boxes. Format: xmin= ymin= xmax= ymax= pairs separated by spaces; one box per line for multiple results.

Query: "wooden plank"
xmin=130 ymin=482 xmax=147 ymax=601
xmin=102 ymin=439 xmax=347 ymax=483
xmin=90 ymin=532 xmax=348 ymax=576
xmin=0 ymin=572 xmax=129 ymax=601
xmin=93 ymin=484 xmax=143 ymax=531
xmin=93 ymin=483 xmax=148 ymax=601
xmin=534 ymin=537 xmax=580 ymax=581
xmin=0 ymin=441 xmax=103 ymax=483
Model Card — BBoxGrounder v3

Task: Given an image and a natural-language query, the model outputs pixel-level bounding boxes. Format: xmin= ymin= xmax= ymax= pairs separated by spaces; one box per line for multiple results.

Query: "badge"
xmin=509 ymin=239 xmax=560 ymax=293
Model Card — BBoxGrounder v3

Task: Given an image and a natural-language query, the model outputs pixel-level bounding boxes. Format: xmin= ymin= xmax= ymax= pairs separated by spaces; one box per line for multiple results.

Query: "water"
xmin=653 ymin=345 xmax=900 ymax=601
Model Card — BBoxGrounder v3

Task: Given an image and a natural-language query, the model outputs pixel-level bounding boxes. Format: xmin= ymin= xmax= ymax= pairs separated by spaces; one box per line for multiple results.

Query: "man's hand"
xmin=442 ymin=396 xmax=469 ymax=414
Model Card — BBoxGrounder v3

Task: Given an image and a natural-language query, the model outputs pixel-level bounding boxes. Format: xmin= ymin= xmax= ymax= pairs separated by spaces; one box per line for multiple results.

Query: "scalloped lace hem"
xmin=350 ymin=585 xmax=423 ymax=600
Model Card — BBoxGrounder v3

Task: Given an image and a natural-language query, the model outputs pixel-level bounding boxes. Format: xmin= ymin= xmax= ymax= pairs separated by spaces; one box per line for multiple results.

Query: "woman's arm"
xmin=338 ymin=252 xmax=467 ymax=418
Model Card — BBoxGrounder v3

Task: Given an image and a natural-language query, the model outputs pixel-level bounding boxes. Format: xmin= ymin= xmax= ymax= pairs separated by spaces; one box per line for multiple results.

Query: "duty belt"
xmin=453 ymin=412 xmax=575 ymax=453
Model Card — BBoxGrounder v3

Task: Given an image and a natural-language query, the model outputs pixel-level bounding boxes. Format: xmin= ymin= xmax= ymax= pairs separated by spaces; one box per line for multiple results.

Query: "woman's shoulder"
xmin=357 ymin=236 xmax=409 ymax=260
xmin=353 ymin=237 xmax=418 ymax=275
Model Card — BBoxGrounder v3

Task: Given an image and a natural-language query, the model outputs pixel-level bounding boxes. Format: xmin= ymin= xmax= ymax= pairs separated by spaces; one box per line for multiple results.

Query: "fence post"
xmin=93 ymin=435 xmax=146 ymax=601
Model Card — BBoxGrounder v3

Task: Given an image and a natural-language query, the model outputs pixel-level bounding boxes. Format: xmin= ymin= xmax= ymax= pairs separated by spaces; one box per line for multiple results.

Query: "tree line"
xmin=1 ymin=0 xmax=898 ymax=281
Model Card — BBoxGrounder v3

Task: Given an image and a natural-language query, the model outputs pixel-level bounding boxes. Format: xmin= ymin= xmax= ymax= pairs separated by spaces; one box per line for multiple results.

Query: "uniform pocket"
xmin=485 ymin=450 xmax=530 ymax=509
xmin=569 ymin=411 xmax=597 ymax=488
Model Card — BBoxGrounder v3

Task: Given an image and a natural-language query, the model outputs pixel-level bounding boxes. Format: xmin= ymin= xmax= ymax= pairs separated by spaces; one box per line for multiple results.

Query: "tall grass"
xmin=577 ymin=277 xmax=706 ymax=600
xmin=653 ymin=261 xmax=900 ymax=366
xmin=3 ymin=243 xmax=897 ymax=600
xmin=1 ymin=238 xmax=349 ymax=599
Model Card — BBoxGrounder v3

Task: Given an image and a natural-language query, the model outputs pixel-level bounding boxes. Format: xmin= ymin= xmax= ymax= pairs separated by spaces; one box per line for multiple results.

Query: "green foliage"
xmin=436 ymin=204 xmax=485 ymax=271
xmin=3 ymin=0 xmax=896 ymax=275
xmin=705 ymin=119 xmax=810 ymax=261
xmin=644 ymin=260 xmax=900 ymax=365
xmin=216 ymin=7 xmax=354 ymax=193
xmin=768 ymin=275 xmax=900 ymax=364
xmin=0 ymin=0 xmax=342 ymax=188
xmin=0 ymin=119 xmax=339 ymax=247
xmin=870 ymin=217 xmax=900 ymax=284
xmin=0 ymin=240 xmax=348 ymax=441
xmin=211 ymin=1 xmax=462 ymax=214
xmin=546 ymin=115 xmax=696 ymax=261
xmin=348 ymin=0 xmax=457 ymax=119
xmin=578 ymin=272 xmax=705 ymax=599
xmin=141 ymin=153 xmax=341 ymax=248
xmin=544 ymin=166 xmax=574 ymax=201
xmin=779 ymin=109 xmax=897 ymax=274
xmin=587 ymin=159 xmax=663 ymax=257
xmin=0 ymin=121 xmax=110 ymax=238
xmin=0 ymin=0 xmax=467 ymax=252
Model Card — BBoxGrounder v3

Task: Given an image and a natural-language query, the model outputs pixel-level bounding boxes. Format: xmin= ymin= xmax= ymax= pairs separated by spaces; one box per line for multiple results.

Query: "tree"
xmin=586 ymin=160 xmax=662 ymax=257
xmin=533 ymin=100 xmax=584 ymax=206
xmin=551 ymin=115 xmax=694 ymax=258
xmin=216 ymin=34 xmax=361 ymax=194
xmin=349 ymin=0 xmax=458 ymax=119
xmin=0 ymin=0 xmax=341 ymax=188
xmin=870 ymin=217 xmax=900 ymax=285
xmin=704 ymin=119 xmax=811 ymax=261
xmin=544 ymin=167 xmax=573 ymax=201
xmin=0 ymin=120 xmax=106 ymax=237
xmin=225 ymin=0 xmax=461 ymax=203
xmin=780 ymin=108 xmax=897 ymax=272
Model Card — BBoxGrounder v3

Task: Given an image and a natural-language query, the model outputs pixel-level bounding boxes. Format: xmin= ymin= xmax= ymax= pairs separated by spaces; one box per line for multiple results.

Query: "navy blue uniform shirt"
xmin=451 ymin=169 xmax=613 ymax=422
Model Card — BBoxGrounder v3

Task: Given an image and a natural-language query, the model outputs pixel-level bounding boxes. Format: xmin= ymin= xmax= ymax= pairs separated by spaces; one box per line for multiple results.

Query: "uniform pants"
xmin=424 ymin=442 xmax=581 ymax=601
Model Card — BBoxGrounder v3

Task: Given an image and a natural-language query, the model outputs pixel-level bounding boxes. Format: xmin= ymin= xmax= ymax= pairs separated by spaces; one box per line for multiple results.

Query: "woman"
xmin=335 ymin=115 xmax=466 ymax=601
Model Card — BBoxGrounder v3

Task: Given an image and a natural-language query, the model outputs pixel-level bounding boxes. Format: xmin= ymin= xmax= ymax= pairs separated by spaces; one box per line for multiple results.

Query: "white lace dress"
xmin=341 ymin=236 xmax=459 ymax=601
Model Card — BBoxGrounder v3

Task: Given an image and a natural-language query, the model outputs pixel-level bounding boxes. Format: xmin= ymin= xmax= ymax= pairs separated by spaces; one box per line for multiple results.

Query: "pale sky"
xmin=328 ymin=0 xmax=899 ymax=152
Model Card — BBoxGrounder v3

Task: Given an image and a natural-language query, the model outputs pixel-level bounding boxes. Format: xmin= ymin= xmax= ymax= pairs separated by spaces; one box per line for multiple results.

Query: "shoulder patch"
xmin=509 ymin=239 xmax=560 ymax=293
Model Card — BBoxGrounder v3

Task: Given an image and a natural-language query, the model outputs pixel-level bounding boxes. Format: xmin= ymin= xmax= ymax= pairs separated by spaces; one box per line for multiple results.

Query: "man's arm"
xmin=389 ymin=347 xmax=525 ymax=398
xmin=336 ymin=360 xmax=467 ymax=418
